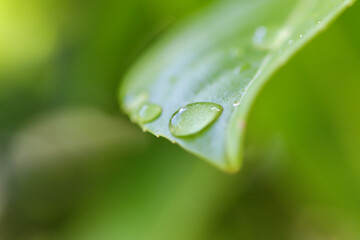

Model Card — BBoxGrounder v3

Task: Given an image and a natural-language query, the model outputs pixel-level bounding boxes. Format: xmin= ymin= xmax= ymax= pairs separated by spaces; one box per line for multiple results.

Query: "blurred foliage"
xmin=0 ymin=0 xmax=360 ymax=240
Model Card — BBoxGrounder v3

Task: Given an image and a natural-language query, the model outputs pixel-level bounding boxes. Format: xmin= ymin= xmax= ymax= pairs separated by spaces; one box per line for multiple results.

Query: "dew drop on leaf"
xmin=169 ymin=102 xmax=223 ymax=137
xmin=316 ymin=18 xmax=323 ymax=24
xmin=252 ymin=26 xmax=281 ymax=50
xmin=124 ymin=91 xmax=149 ymax=112
xmin=137 ymin=103 xmax=162 ymax=123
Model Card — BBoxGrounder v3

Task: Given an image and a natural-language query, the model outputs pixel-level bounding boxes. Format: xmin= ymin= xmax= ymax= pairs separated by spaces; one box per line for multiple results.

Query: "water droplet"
xmin=137 ymin=103 xmax=162 ymax=123
xmin=316 ymin=18 xmax=322 ymax=24
xmin=299 ymin=34 xmax=303 ymax=39
xmin=233 ymin=100 xmax=240 ymax=107
xmin=288 ymin=39 xmax=293 ymax=45
xmin=169 ymin=102 xmax=223 ymax=137
xmin=252 ymin=26 xmax=282 ymax=50
xmin=124 ymin=91 xmax=149 ymax=112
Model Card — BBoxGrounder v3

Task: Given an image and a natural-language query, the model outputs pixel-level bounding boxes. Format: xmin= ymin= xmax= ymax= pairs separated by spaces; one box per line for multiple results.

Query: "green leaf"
xmin=119 ymin=0 xmax=355 ymax=172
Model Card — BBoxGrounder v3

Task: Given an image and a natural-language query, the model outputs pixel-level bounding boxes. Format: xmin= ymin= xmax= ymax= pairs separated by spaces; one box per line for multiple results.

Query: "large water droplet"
xmin=169 ymin=102 xmax=223 ymax=137
xmin=137 ymin=103 xmax=162 ymax=123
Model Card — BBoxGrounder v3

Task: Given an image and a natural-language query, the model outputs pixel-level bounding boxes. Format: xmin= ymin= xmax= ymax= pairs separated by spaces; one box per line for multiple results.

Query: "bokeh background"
xmin=1 ymin=0 xmax=360 ymax=239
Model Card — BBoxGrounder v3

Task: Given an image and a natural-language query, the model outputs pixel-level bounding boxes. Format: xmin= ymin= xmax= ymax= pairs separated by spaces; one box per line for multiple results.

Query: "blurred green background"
xmin=1 ymin=0 xmax=360 ymax=239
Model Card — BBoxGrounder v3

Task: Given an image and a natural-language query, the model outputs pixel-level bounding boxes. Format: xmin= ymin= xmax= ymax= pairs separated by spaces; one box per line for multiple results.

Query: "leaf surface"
xmin=120 ymin=0 xmax=355 ymax=172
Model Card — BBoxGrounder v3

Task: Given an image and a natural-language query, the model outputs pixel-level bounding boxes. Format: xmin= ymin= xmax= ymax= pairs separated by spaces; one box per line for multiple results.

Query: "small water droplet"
xmin=233 ymin=100 xmax=240 ymax=107
xmin=137 ymin=103 xmax=162 ymax=123
xmin=124 ymin=91 xmax=149 ymax=112
xmin=252 ymin=26 xmax=269 ymax=49
xmin=299 ymin=34 xmax=303 ymax=39
xmin=252 ymin=26 xmax=283 ymax=50
xmin=288 ymin=39 xmax=293 ymax=45
xmin=169 ymin=102 xmax=223 ymax=137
